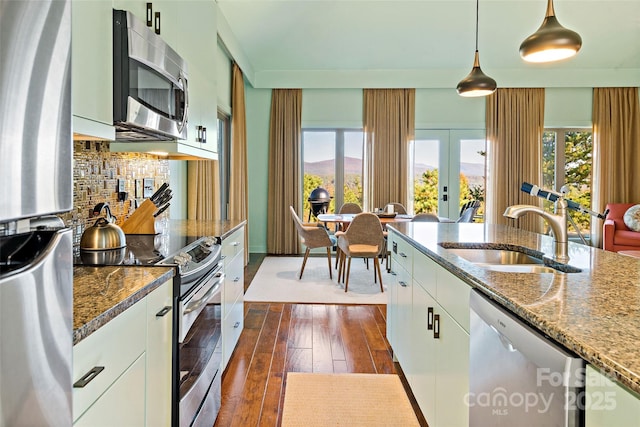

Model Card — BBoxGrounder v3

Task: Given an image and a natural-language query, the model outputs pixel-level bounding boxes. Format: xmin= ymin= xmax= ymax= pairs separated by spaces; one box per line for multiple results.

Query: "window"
xmin=217 ymin=111 xmax=231 ymax=219
xmin=542 ymin=129 xmax=593 ymax=238
xmin=302 ymin=129 xmax=363 ymax=221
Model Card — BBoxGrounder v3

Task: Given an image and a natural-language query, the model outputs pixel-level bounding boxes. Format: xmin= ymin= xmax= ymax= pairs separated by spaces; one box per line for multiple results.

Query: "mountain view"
xmin=304 ymin=157 xmax=485 ymax=182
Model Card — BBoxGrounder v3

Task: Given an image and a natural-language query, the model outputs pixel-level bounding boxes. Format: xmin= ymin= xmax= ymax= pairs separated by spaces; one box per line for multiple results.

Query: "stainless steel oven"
xmin=158 ymin=236 xmax=224 ymax=427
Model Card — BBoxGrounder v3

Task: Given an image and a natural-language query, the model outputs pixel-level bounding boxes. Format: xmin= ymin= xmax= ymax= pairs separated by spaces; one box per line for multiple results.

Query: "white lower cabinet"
xmin=73 ymin=280 xmax=173 ymax=426
xmin=388 ymin=230 xmax=470 ymax=427
xmin=145 ymin=280 xmax=174 ymax=427
xmin=221 ymin=226 xmax=245 ymax=371
xmin=74 ymin=354 xmax=146 ymax=427
xmin=585 ymin=365 xmax=640 ymax=427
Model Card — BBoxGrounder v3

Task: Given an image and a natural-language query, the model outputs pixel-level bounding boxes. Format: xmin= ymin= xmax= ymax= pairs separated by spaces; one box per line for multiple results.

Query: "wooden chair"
xmin=290 ymin=206 xmax=336 ymax=279
xmin=335 ymin=213 xmax=385 ymax=293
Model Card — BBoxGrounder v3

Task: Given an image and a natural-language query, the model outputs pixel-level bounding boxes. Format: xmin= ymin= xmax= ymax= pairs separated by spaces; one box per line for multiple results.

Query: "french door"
xmin=411 ymin=130 xmax=486 ymax=221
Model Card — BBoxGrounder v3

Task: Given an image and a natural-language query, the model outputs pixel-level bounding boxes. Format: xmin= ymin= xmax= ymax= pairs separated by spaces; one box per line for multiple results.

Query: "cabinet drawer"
xmin=73 ymin=301 xmax=146 ymax=421
xmin=222 ymin=227 xmax=244 ymax=259
xmin=436 ymin=268 xmax=471 ymax=333
xmin=73 ymin=353 xmax=146 ymax=427
xmin=390 ymin=232 xmax=413 ymax=273
xmin=413 ymin=248 xmax=437 ymax=298
xmin=222 ymin=300 xmax=244 ymax=371
xmin=222 ymin=252 xmax=244 ymax=318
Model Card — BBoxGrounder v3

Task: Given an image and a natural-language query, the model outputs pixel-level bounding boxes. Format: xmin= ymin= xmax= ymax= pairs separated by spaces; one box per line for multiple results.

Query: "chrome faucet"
xmin=503 ymin=198 xmax=570 ymax=263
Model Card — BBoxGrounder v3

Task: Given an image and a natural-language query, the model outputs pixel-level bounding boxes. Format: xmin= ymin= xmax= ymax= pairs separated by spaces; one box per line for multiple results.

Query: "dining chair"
xmin=412 ymin=213 xmax=440 ymax=222
xmin=335 ymin=213 xmax=385 ymax=293
xmin=338 ymin=203 xmax=363 ymax=214
xmin=289 ymin=206 xmax=337 ymax=279
xmin=384 ymin=202 xmax=408 ymax=214
xmin=457 ymin=201 xmax=481 ymax=223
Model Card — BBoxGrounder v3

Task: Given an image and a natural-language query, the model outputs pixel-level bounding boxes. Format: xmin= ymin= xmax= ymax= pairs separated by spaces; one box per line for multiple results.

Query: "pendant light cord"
xmin=475 ymin=0 xmax=479 ymax=51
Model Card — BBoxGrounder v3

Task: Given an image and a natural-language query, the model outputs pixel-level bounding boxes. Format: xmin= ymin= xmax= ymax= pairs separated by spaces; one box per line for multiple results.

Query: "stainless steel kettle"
xmin=80 ymin=203 xmax=127 ymax=250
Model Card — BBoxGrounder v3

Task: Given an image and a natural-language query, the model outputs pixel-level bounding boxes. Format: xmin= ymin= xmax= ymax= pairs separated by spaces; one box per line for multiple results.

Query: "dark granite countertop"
xmin=73 ymin=265 xmax=175 ymax=345
xmin=388 ymin=222 xmax=640 ymax=396
xmin=165 ymin=219 xmax=246 ymax=241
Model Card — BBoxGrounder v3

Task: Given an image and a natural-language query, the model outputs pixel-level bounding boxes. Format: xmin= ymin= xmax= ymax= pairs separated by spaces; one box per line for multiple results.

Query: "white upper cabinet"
xmin=71 ymin=0 xmax=115 ymax=140
xmin=114 ymin=0 xmax=217 ymax=156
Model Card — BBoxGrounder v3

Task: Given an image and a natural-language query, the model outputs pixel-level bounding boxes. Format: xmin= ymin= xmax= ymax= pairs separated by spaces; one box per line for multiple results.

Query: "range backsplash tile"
xmin=59 ymin=140 xmax=169 ymax=248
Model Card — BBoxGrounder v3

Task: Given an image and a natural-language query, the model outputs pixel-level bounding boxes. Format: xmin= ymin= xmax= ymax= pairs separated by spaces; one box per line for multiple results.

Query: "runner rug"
xmin=244 ymin=256 xmax=388 ymax=304
xmin=281 ymin=373 xmax=420 ymax=426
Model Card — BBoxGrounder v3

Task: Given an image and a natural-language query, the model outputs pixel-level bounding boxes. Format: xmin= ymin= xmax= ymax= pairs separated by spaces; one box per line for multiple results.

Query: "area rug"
xmin=244 ymin=256 xmax=389 ymax=304
xmin=281 ymin=373 xmax=420 ymax=426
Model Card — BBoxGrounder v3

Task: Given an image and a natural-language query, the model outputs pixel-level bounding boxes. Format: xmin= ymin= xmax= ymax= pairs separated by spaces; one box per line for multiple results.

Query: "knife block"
xmin=121 ymin=199 xmax=158 ymax=235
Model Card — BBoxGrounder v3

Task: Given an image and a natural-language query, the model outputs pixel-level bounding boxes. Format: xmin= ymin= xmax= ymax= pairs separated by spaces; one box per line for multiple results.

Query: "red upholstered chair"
xmin=603 ymin=203 xmax=640 ymax=252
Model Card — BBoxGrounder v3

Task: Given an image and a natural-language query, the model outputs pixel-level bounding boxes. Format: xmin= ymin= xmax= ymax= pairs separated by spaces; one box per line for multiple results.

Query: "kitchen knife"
xmin=149 ymin=182 xmax=169 ymax=204
xmin=155 ymin=189 xmax=172 ymax=207
xmin=153 ymin=203 xmax=170 ymax=217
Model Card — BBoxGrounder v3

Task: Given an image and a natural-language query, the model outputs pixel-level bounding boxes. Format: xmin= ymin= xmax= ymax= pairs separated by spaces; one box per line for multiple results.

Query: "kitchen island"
xmin=388 ymin=222 xmax=640 ymax=424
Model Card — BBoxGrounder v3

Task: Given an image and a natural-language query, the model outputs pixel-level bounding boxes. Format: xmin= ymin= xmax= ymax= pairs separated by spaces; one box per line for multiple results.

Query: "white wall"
xmin=169 ymin=160 xmax=188 ymax=219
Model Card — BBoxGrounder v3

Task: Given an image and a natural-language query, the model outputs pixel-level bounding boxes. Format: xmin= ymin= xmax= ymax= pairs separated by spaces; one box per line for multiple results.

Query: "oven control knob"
xmin=178 ymin=252 xmax=192 ymax=262
xmin=201 ymin=236 xmax=215 ymax=247
xmin=173 ymin=254 xmax=189 ymax=267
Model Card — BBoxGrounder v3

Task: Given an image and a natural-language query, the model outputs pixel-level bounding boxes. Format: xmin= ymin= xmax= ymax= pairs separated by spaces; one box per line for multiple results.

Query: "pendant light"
xmin=519 ymin=0 xmax=582 ymax=63
xmin=456 ymin=0 xmax=496 ymax=97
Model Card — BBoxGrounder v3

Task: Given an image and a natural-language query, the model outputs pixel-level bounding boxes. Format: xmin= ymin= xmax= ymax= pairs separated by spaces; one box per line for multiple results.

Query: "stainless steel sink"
xmin=440 ymin=244 xmax=581 ymax=274
xmin=446 ymin=248 xmax=543 ymax=265
xmin=479 ymin=264 xmax=558 ymax=274
xmin=446 ymin=248 xmax=557 ymax=274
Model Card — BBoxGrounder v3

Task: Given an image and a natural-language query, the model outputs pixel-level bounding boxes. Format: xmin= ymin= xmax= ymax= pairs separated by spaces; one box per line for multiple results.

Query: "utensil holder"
xmin=121 ymin=199 xmax=157 ymax=234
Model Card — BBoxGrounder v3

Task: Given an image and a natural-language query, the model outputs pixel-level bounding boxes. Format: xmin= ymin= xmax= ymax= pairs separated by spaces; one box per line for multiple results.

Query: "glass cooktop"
xmin=74 ymin=232 xmax=201 ymax=266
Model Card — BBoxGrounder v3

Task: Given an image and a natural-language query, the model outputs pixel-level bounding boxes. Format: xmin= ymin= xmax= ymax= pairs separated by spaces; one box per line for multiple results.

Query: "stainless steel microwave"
xmin=113 ymin=9 xmax=188 ymax=141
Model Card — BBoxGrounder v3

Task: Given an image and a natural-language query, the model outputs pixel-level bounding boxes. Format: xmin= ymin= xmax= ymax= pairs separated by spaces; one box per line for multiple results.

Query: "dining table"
xmin=316 ymin=213 xmax=456 ymax=229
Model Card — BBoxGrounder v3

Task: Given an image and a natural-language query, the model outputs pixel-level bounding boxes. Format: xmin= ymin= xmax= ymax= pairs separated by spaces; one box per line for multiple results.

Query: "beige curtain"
xmin=229 ymin=64 xmax=249 ymax=263
xmin=267 ymin=89 xmax=302 ymax=254
xmin=591 ymin=87 xmax=640 ymax=248
xmin=187 ymin=160 xmax=220 ymax=220
xmin=486 ymin=88 xmax=545 ymax=233
xmin=363 ymin=89 xmax=415 ymax=211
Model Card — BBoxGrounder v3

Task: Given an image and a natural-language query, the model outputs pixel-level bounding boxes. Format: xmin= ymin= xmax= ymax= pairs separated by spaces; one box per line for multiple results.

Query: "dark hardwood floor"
xmin=214 ymin=253 xmax=427 ymax=427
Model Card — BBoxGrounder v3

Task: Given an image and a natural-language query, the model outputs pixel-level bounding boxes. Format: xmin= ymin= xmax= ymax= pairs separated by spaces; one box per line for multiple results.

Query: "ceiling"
xmin=216 ymin=0 xmax=640 ymax=88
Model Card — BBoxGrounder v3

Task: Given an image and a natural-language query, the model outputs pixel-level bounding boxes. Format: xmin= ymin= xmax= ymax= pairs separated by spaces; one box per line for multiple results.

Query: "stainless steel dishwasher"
xmin=469 ymin=290 xmax=585 ymax=427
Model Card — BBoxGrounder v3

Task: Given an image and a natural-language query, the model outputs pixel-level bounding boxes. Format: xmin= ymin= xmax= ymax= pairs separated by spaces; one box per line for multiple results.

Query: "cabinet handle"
xmin=233 ymin=321 xmax=240 ymax=328
xmin=202 ymin=127 xmax=207 ymax=143
xmin=434 ymin=314 xmax=440 ymax=339
xmin=154 ymin=12 xmax=161 ymax=35
xmin=156 ymin=305 xmax=172 ymax=317
xmin=232 ymin=242 xmax=240 ymax=247
xmin=233 ymin=276 xmax=240 ymax=282
xmin=427 ymin=307 xmax=434 ymax=330
xmin=399 ymin=252 xmax=407 ymax=258
xmin=399 ymin=281 xmax=408 ymax=287
xmin=146 ymin=3 xmax=153 ymax=26
xmin=73 ymin=366 xmax=105 ymax=388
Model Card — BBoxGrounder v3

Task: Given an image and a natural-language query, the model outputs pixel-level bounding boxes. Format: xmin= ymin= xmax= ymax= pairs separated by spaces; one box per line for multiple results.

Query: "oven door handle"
xmin=183 ymin=274 xmax=224 ymax=315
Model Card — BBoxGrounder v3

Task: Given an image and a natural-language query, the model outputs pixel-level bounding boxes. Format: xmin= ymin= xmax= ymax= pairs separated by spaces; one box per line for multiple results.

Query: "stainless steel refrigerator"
xmin=0 ymin=0 xmax=73 ymax=425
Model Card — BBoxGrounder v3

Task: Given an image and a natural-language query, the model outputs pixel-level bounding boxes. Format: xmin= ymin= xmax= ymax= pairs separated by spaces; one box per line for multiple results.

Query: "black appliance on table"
xmin=0 ymin=1 xmax=73 ymax=425
xmin=307 ymin=187 xmax=333 ymax=221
